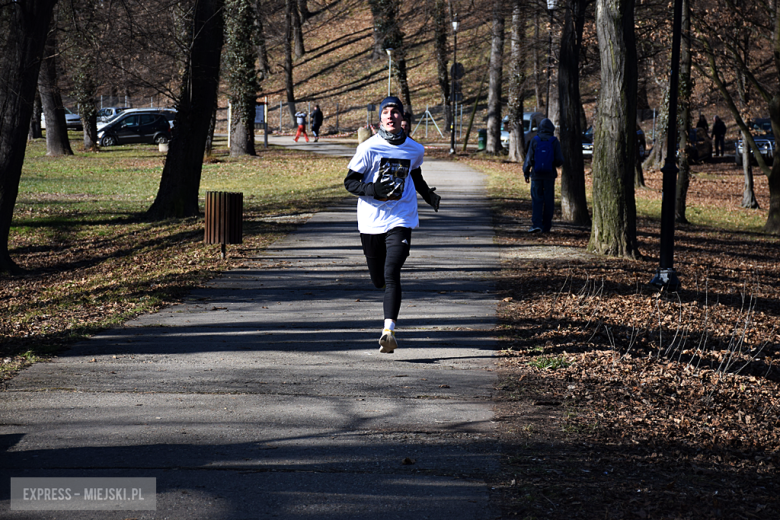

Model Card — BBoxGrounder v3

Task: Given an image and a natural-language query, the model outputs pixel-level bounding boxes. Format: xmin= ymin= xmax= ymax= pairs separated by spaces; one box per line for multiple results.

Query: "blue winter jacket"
xmin=523 ymin=118 xmax=565 ymax=181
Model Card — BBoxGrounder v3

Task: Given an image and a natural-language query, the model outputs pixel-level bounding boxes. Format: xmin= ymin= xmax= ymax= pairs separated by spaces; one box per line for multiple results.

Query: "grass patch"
xmin=527 ymin=355 xmax=571 ymax=370
xmin=1 ymin=137 xmax=349 ymax=377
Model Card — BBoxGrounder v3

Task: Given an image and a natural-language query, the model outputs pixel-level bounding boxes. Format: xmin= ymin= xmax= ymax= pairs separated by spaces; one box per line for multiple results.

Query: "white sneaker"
xmin=378 ymin=329 xmax=397 ymax=353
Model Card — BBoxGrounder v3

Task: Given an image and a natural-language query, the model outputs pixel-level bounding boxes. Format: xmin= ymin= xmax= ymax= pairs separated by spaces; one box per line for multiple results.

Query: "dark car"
xmin=97 ymin=111 xmax=171 ymax=147
xmin=580 ymin=125 xmax=646 ymax=158
xmin=582 ymin=126 xmax=594 ymax=156
xmin=735 ymin=118 xmax=775 ymax=167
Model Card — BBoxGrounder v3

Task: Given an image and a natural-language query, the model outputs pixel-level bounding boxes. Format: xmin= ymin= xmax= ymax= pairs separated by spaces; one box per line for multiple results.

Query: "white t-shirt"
xmin=347 ymin=134 xmax=425 ymax=234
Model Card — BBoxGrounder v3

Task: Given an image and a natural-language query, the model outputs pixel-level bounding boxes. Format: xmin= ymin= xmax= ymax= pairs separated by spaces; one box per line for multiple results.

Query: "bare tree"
xmin=675 ymin=0 xmax=692 ymax=223
xmin=557 ymin=0 xmax=590 ymax=225
xmin=226 ymin=0 xmax=259 ymax=156
xmin=291 ymin=0 xmax=305 ymax=58
xmin=146 ymin=0 xmax=225 ymax=220
xmin=485 ymin=0 xmax=505 ymax=154
xmin=433 ymin=0 xmax=450 ymax=126
xmin=29 ymin=92 xmax=43 ymax=141
xmin=588 ymin=0 xmax=639 ymax=257
xmin=506 ymin=0 xmax=527 ymax=163
xmin=38 ymin=24 xmax=74 ymax=157
xmin=284 ymin=0 xmax=296 ymax=122
xmin=255 ymin=0 xmax=271 ymax=78
xmin=0 ymin=0 xmax=58 ymax=273
xmin=298 ymin=0 xmax=311 ymax=23
xmin=61 ymin=0 xmax=102 ymax=152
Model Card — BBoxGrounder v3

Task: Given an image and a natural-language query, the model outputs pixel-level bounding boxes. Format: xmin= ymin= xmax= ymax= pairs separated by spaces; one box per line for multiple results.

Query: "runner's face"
xmin=381 ymin=106 xmax=403 ymax=134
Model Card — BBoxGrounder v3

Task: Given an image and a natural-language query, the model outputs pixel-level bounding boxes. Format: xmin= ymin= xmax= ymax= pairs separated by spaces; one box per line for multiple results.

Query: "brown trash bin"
xmin=204 ymin=191 xmax=243 ymax=257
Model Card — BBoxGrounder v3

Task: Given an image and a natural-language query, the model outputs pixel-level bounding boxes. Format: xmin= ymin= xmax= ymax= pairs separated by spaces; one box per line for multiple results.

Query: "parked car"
xmin=735 ymin=118 xmax=775 ymax=167
xmin=581 ymin=124 xmax=647 ymax=159
xmin=500 ymin=111 xmax=545 ymax=149
xmin=97 ymin=108 xmax=176 ymax=130
xmin=582 ymin=126 xmax=594 ymax=156
xmin=41 ymin=107 xmax=83 ymax=131
xmin=97 ymin=107 xmax=130 ymax=123
xmin=97 ymin=111 xmax=171 ymax=146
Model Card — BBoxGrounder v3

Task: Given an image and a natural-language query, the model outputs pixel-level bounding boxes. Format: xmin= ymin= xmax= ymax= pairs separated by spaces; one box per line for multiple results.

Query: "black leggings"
xmin=360 ymin=227 xmax=412 ymax=320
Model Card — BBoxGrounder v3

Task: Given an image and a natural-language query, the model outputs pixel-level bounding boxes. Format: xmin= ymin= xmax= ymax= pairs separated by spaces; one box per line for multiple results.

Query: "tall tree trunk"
xmin=368 ymin=0 xmax=386 ymax=60
xmin=740 ymin=145 xmax=759 ymax=208
xmin=558 ymin=0 xmax=590 ymax=225
xmin=733 ymin=25 xmax=758 ymax=208
xmin=433 ymin=0 xmax=450 ymax=127
xmin=643 ymin=84 xmax=668 ymax=171
xmin=146 ymin=0 xmax=225 ymax=220
xmin=533 ymin=10 xmax=542 ymax=109
xmin=675 ymin=0 xmax=692 ymax=223
xmin=588 ymin=0 xmax=638 ymax=258
xmin=38 ymin=28 xmax=74 ymax=157
xmin=255 ymin=0 xmax=271 ymax=77
xmin=29 ymin=91 xmax=43 ymax=140
xmin=765 ymin=6 xmax=780 ymax=233
xmin=291 ymin=0 xmax=305 ymax=58
xmin=0 ymin=0 xmax=58 ymax=273
xmin=394 ymin=50 xmax=413 ymax=119
xmin=226 ymin=0 xmax=259 ymax=157
xmin=284 ymin=0 xmax=295 ymax=118
xmin=205 ymin=102 xmax=217 ymax=159
xmin=507 ymin=0 xmax=526 ymax=164
xmin=81 ymin=108 xmax=99 ymax=152
xmin=298 ymin=0 xmax=310 ymax=23
xmin=486 ymin=0 xmax=504 ymax=154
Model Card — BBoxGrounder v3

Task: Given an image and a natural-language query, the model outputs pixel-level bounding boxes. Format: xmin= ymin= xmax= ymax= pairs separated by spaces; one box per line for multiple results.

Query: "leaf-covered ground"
xmin=459 ymin=152 xmax=780 ymax=519
xmin=4 ymin=140 xmax=779 ymax=517
xmin=1 ymin=141 xmax=348 ymax=380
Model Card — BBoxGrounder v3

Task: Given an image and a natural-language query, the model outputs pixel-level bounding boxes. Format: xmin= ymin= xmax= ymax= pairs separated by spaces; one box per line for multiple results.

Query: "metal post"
xmin=336 ymin=102 xmax=339 ymax=134
xmin=264 ymin=96 xmax=268 ymax=149
xmin=649 ymin=0 xmax=684 ymax=291
xmin=450 ymin=14 xmax=458 ymax=155
xmin=279 ymin=100 xmax=283 ymax=133
xmin=386 ymin=49 xmax=393 ymax=96
xmin=545 ymin=9 xmax=554 ymax=118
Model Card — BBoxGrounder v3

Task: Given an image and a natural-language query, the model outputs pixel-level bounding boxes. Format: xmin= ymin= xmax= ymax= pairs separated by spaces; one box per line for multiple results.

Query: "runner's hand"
xmin=374 ymin=175 xmax=395 ymax=199
xmin=428 ymin=188 xmax=441 ymax=212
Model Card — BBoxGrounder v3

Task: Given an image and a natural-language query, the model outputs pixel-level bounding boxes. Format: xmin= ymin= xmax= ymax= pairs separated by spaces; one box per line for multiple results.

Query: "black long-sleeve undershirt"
xmin=344 ymin=167 xmax=433 ymax=204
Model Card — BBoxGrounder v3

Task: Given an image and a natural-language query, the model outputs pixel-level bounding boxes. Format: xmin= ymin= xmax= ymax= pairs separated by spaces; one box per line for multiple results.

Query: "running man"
xmin=344 ymin=96 xmax=441 ymax=353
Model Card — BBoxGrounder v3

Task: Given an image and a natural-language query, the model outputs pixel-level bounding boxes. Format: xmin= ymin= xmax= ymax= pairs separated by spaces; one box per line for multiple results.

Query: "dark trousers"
xmin=360 ymin=227 xmax=412 ymax=320
xmin=531 ymin=178 xmax=555 ymax=232
xmin=714 ymin=135 xmax=725 ymax=156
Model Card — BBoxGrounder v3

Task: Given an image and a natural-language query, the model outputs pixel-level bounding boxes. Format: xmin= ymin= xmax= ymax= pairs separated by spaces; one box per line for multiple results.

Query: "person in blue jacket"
xmin=523 ymin=118 xmax=564 ymax=233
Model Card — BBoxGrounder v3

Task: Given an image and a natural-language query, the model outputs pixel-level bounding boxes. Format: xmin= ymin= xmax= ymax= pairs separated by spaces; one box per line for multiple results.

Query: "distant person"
xmin=712 ymin=115 xmax=727 ymax=157
xmin=696 ymin=114 xmax=709 ymax=136
xmin=294 ymin=110 xmax=309 ymax=143
xmin=401 ymin=111 xmax=412 ymax=136
xmin=311 ymin=105 xmax=323 ymax=142
xmin=523 ymin=118 xmax=564 ymax=234
xmin=344 ymin=96 xmax=441 ymax=353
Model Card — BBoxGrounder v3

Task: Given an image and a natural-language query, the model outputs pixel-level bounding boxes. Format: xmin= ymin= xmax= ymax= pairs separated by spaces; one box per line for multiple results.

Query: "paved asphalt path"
xmin=1 ymin=137 xmax=501 ymax=519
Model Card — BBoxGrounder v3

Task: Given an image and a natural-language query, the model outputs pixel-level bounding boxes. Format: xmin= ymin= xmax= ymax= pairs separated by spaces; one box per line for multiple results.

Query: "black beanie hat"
xmin=379 ymin=96 xmax=404 ymax=115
